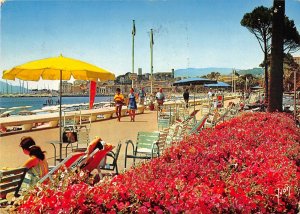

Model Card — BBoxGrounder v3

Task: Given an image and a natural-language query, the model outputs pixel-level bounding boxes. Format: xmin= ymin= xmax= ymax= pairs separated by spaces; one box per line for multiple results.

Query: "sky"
xmin=0 ymin=0 xmax=300 ymax=90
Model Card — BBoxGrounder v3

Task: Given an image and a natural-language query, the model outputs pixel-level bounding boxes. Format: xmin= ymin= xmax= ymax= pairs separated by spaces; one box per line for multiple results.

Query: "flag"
xmin=132 ymin=20 xmax=136 ymax=36
xmin=89 ymin=80 xmax=96 ymax=109
xmin=150 ymin=29 xmax=154 ymax=47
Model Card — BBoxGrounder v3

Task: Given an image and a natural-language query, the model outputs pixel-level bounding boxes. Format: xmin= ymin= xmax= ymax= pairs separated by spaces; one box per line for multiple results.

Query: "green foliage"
xmin=241 ymin=5 xmax=300 ymax=55
xmin=241 ymin=6 xmax=272 ymax=53
xmin=284 ymin=18 xmax=300 ymax=53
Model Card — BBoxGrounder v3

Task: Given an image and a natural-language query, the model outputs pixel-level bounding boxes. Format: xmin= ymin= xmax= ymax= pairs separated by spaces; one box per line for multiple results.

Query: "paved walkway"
xmin=0 ymin=98 xmax=240 ymax=172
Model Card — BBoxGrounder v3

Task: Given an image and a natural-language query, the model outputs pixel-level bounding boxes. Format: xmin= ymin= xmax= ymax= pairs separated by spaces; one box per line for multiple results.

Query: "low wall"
xmin=0 ymin=95 xmax=240 ymax=135
xmin=0 ymin=106 xmax=146 ymax=134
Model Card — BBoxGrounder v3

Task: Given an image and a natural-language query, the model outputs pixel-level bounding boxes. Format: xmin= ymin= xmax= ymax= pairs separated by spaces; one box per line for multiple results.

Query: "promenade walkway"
xmin=0 ymin=97 xmax=240 ymax=172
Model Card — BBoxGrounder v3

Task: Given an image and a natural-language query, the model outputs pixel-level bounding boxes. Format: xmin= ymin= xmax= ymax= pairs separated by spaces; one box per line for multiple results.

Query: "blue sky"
xmin=1 ymin=0 xmax=300 ymax=90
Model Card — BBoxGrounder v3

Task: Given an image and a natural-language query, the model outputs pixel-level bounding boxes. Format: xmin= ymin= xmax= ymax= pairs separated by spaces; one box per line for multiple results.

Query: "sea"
xmin=0 ymin=96 xmax=113 ymax=112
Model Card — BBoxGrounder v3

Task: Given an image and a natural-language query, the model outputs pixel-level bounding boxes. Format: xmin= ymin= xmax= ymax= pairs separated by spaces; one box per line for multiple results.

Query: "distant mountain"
xmin=174 ymin=67 xmax=263 ymax=78
xmin=174 ymin=67 xmax=233 ymax=78
xmin=0 ymin=80 xmax=29 ymax=94
xmin=236 ymin=68 xmax=264 ymax=76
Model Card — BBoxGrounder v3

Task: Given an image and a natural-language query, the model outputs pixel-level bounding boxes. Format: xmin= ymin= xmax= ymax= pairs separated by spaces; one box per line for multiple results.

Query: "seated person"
xmin=82 ymin=137 xmax=112 ymax=169
xmin=79 ymin=137 xmax=114 ymax=182
xmin=20 ymin=136 xmax=49 ymax=186
xmin=86 ymin=137 xmax=106 ymax=156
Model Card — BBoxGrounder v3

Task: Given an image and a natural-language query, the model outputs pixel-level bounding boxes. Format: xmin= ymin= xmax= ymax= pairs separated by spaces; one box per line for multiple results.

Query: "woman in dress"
xmin=127 ymin=88 xmax=137 ymax=122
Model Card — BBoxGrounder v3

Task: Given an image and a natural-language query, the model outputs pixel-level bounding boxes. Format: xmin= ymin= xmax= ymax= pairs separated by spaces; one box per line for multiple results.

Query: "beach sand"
xmin=0 ymin=98 xmax=239 ymax=172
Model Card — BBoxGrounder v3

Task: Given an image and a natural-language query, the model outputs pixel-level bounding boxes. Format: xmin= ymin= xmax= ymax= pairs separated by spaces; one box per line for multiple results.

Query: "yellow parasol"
xmin=2 ymin=55 xmax=115 ymax=161
xmin=3 ymin=54 xmax=115 ymax=81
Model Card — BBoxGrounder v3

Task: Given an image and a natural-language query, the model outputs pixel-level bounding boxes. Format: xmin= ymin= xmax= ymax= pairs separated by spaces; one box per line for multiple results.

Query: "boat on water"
xmin=18 ymin=110 xmax=36 ymax=116
xmin=0 ymin=110 xmax=14 ymax=118
xmin=43 ymin=97 xmax=60 ymax=106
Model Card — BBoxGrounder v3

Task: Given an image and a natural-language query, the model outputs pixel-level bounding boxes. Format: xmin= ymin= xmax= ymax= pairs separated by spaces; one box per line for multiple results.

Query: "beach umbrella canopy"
xmin=2 ymin=54 xmax=115 ymax=81
xmin=2 ymin=55 xmax=115 ymax=161
xmin=173 ymin=77 xmax=217 ymax=86
xmin=204 ymin=81 xmax=231 ymax=88
xmin=173 ymin=77 xmax=217 ymax=115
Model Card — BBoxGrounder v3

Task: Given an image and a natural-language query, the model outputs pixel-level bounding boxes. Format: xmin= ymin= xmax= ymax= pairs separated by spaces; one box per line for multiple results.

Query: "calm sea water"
xmin=0 ymin=96 xmax=113 ymax=111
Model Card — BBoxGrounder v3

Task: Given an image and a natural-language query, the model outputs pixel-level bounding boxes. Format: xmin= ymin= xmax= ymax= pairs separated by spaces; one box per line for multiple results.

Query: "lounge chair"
xmin=80 ymin=146 xmax=114 ymax=175
xmin=188 ymin=113 xmax=209 ymax=135
xmin=158 ymin=118 xmax=170 ymax=131
xmin=0 ymin=167 xmax=28 ymax=207
xmin=204 ymin=111 xmax=220 ymax=128
xmin=72 ymin=125 xmax=90 ymax=152
xmin=124 ymin=131 xmax=160 ymax=168
xmin=100 ymin=143 xmax=122 ymax=175
xmin=39 ymin=152 xmax=86 ymax=183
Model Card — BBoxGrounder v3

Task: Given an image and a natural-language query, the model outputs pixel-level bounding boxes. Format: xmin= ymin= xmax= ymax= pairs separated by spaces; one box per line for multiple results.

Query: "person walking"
xmin=127 ymin=88 xmax=137 ymax=122
xmin=138 ymin=87 xmax=146 ymax=105
xmin=155 ymin=88 xmax=165 ymax=111
xmin=183 ymin=88 xmax=189 ymax=108
xmin=114 ymin=88 xmax=124 ymax=122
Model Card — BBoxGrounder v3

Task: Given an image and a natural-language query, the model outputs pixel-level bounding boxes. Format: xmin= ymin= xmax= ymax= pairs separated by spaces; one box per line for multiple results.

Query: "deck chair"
xmin=158 ymin=118 xmax=170 ymax=131
xmin=80 ymin=146 xmax=114 ymax=179
xmin=215 ymin=107 xmax=231 ymax=124
xmin=79 ymin=112 xmax=92 ymax=127
xmin=0 ymin=167 xmax=28 ymax=207
xmin=100 ymin=143 xmax=122 ymax=175
xmin=124 ymin=131 xmax=160 ymax=168
xmin=188 ymin=113 xmax=209 ymax=135
xmin=63 ymin=111 xmax=78 ymax=129
xmin=156 ymin=129 xmax=170 ymax=155
xmin=159 ymin=106 xmax=176 ymax=124
xmin=204 ymin=111 xmax=220 ymax=128
xmin=201 ymin=103 xmax=211 ymax=116
xmin=178 ymin=109 xmax=199 ymax=123
xmin=72 ymin=125 xmax=90 ymax=152
xmin=166 ymin=123 xmax=181 ymax=144
xmin=172 ymin=119 xmax=191 ymax=142
xmin=39 ymin=152 xmax=86 ymax=183
xmin=177 ymin=107 xmax=189 ymax=121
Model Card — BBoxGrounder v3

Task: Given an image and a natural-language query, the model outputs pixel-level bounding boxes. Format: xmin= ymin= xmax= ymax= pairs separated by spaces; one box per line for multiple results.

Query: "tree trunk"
xmin=264 ymin=44 xmax=268 ymax=102
xmin=268 ymin=0 xmax=285 ymax=112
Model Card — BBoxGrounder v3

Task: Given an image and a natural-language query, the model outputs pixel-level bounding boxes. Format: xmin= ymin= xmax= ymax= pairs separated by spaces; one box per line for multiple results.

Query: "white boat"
xmin=0 ymin=110 xmax=14 ymax=117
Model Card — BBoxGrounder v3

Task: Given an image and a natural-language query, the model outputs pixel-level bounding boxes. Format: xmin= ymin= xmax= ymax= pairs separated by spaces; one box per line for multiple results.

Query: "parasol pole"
xmin=59 ymin=70 xmax=62 ymax=162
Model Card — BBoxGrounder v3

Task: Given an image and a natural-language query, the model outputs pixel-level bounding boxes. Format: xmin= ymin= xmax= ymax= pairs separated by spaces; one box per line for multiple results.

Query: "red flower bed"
xmin=18 ymin=112 xmax=300 ymax=213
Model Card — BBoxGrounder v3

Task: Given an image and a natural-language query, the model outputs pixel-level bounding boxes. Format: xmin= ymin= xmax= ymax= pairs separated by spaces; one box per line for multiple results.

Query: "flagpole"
xmin=150 ymin=28 xmax=153 ymax=94
xmin=233 ymin=69 xmax=236 ymax=93
xmin=132 ymin=20 xmax=135 ymax=89
xmin=231 ymin=69 xmax=234 ymax=93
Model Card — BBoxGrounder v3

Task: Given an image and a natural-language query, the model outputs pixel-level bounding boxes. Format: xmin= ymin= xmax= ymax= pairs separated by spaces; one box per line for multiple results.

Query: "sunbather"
xmin=80 ymin=137 xmax=113 ymax=178
xmin=19 ymin=136 xmax=49 ymax=186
